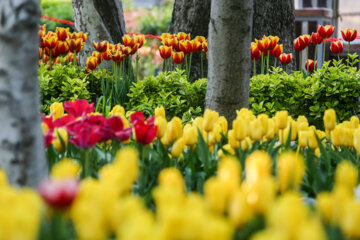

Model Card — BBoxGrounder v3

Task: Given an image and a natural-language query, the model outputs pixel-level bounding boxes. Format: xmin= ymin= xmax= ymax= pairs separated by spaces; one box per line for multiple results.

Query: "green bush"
xmin=126 ymin=70 xmax=206 ymax=121
xmin=250 ymin=61 xmax=360 ymax=127
xmin=41 ymin=0 xmax=74 ymax=32
xmin=39 ymin=63 xmax=110 ymax=112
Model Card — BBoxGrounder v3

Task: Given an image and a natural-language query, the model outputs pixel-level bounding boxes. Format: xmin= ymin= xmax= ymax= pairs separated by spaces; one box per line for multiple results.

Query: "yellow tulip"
xmin=265 ymin=118 xmax=276 ymax=140
xmin=228 ymin=188 xmax=253 ymax=227
xmin=323 ymin=109 xmax=336 ymax=131
xmin=350 ymin=116 xmax=360 ymax=129
xmin=217 ymin=116 xmax=228 ymax=134
xmin=228 ymin=130 xmax=240 ymax=149
xmin=109 ymin=104 xmax=125 ymax=117
xmin=158 ymin=167 xmax=185 ymax=192
xmin=257 ymin=113 xmax=269 ymax=135
xmin=52 ymin=128 xmax=68 ymax=152
xmin=353 ymin=128 xmax=360 ymax=155
xmin=245 ymin=151 xmax=271 ymax=184
xmin=50 ymin=102 xmax=64 ymax=120
xmin=241 ymin=137 xmax=252 ymax=151
xmin=274 ymin=110 xmax=288 ymax=129
xmin=155 ymin=116 xmax=167 ymax=139
xmin=335 ymin=161 xmax=358 ymax=192
xmin=203 ymin=109 xmax=219 ymax=132
xmin=277 ymin=151 xmax=305 ymax=192
xmin=155 ymin=106 xmax=166 ymax=119
xmin=51 ymin=158 xmax=80 ymax=179
xmin=233 ymin=118 xmax=249 ymax=141
xmin=171 ymin=137 xmax=185 ymax=158
xmin=250 ymin=119 xmax=263 ymax=141
xmin=183 ymin=124 xmax=198 ymax=146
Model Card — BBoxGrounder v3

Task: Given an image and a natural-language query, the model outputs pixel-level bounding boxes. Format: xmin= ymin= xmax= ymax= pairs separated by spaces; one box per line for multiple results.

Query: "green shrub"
xmin=39 ymin=63 xmax=110 ymax=112
xmin=250 ymin=61 xmax=360 ymax=127
xmin=126 ymin=70 xmax=206 ymax=121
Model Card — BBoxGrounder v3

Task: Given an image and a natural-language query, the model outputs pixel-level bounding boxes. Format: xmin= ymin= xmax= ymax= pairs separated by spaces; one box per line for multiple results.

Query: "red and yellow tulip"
xmin=172 ymin=51 xmax=185 ymax=64
xmin=279 ymin=53 xmax=292 ymax=65
xmin=330 ymin=41 xmax=344 ymax=55
xmin=86 ymin=56 xmax=98 ymax=70
xmin=93 ymin=41 xmax=109 ymax=53
xmin=341 ymin=28 xmax=357 ymax=42
xmin=318 ymin=25 xmax=335 ymax=39
xmin=159 ymin=46 xmax=172 ymax=59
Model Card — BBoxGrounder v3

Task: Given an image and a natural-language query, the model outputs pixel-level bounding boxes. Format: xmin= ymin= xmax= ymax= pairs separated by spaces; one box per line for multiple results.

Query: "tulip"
xmin=274 ymin=110 xmax=288 ymax=129
xmin=45 ymin=36 xmax=58 ymax=49
xmin=155 ymin=106 xmax=166 ymax=118
xmin=86 ymin=56 xmax=98 ymax=70
xmin=251 ymin=42 xmax=261 ymax=61
xmin=93 ymin=40 xmax=109 ymax=52
xmin=191 ymin=40 xmax=202 ymax=52
xmin=203 ymin=109 xmax=219 ymax=132
xmin=341 ymin=28 xmax=357 ymax=42
xmin=68 ymin=38 xmax=83 ymax=53
xmin=171 ymin=137 xmax=185 ymax=158
xmin=50 ymin=102 xmax=64 ymax=120
xmin=155 ymin=116 xmax=167 ymax=139
xmin=131 ymin=112 xmax=158 ymax=145
xmin=130 ymin=43 xmax=140 ymax=55
xmin=64 ymin=99 xmax=95 ymax=118
xmin=318 ymin=25 xmax=335 ymax=39
xmin=323 ymin=109 xmax=336 ymax=131
xmin=268 ymin=35 xmax=280 ymax=50
xmin=279 ymin=53 xmax=292 ymax=66
xmin=271 ymin=44 xmax=283 ymax=58
xmin=202 ymin=42 xmax=208 ymax=52
xmin=245 ymin=151 xmax=272 ymax=184
xmin=56 ymin=41 xmax=69 ymax=56
xmin=194 ymin=36 xmax=206 ymax=44
xmin=305 ymin=59 xmax=317 ymax=72
xmin=256 ymin=36 xmax=271 ymax=53
xmin=176 ymin=32 xmax=190 ymax=41
xmin=233 ymin=118 xmax=249 ymax=141
xmin=179 ymin=40 xmax=193 ymax=55
xmin=159 ymin=33 xmax=173 ymax=41
xmin=171 ymin=51 xmax=185 ymax=64
xmin=162 ymin=38 xmax=176 ymax=47
xmin=330 ymin=40 xmax=344 ymax=55
xmin=183 ymin=125 xmax=198 ymax=146
xmin=52 ymin=128 xmax=68 ymax=152
xmin=135 ymin=34 xmax=146 ymax=48
xmin=250 ymin=119 xmax=263 ymax=141
xmin=101 ymin=49 xmax=113 ymax=61
xmin=122 ymin=46 xmax=132 ymax=56
xmin=159 ymin=45 xmax=172 ymax=59
xmin=310 ymin=32 xmax=324 ymax=45
xmin=335 ymin=161 xmax=358 ymax=192
xmin=91 ymin=51 xmax=102 ymax=64
xmin=56 ymin=27 xmax=69 ymax=41
xmin=38 ymin=178 xmax=79 ymax=209
xmin=293 ymin=37 xmax=306 ymax=51
xmin=112 ymin=51 xmax=124 ymax=63
xmin=277 ymin=152 xmax=305 ymax=192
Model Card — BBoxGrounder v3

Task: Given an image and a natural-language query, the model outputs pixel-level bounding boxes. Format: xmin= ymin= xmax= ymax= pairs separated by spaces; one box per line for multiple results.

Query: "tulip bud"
xmin=109 ymin=105 xmax=125 ymax=117
xmin=318 ymin=25 xmax=335 ymax=39
xmin=217 ymin=116 xmax=228 ymax=134
xmin=298 ymin=130 xmax=308 ymax=148
xmin=250 ymin=119 xmax=263 ymax=141
xmin=241 ymin=137 xmax=253 ymax=151
xmin=274 ymin=110 xmax=288 ymax=130
xmin=341 ymin=28 xmax=358 ymax=42
xmin=204 ymin=177 xmax=227 ymax=215
xmin=228 ymin=130 xmax=240 ymax=149
xmin=279 ymin=53 xmax=292 ymax=65
xmin=350 ymin=116 xmax=360 ymax=129
xmin=245 ymin=151 xmax=271 ymax=184
xmin=354 ymin=129 xmax=360 ymax=155
xmin=218 ymin=156 xmax=242 ymax=195
xmin=171 ymin=51 xmax=185 ymax=64
xmin=183 ymin=124 xmax=198 ymax=146
xmin=257 ymin=114 xmax=269 ymax=136
xmin=324 ymin=109 xmax=336 ymax=131
xmin=155 ymin=116 xmax=167 ymax=139
xmin=331 ymin=125 xmax=345 ymax=147
xmin=277 ymin=152 xmax=305 ymax=193
xmin=330 ymin=41 xmax=344 ymax=55
xmin=159 ymin=167 xmax=185 ymax=192
xmin=171 ymin=137 xmax=185 ymax=158
xmin=305 ymin=59 xmax=317 ymax=72
xmin=50 ymin=102 xmax=64 ymax=120
xmin=233 ymin=118 xmax=249 ymax=141
xmin=52 ymin=128 xmax=68 ymax=152
xmin=51 ymin=158 xmax=81 ymax=179
xmin=203 ymin=109 xmax=219 ymax=132
xmin=159 ymin=45 xmax=172 ymax=59
xmin=155 ymin=106 xmax=166 ymax=119
xmin=228 ymin=188 xmax=253 ymax=227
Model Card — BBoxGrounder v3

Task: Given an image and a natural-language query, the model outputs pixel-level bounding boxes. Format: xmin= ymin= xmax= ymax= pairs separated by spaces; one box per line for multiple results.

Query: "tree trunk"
xmin=205 ymin=0 xmax=253 ymax=123
xmin=0 ymin=0 xmax=47 ymax=187
xmin=72 ymin=0 xmax=127 ymax=61
xmin=252 ymin=0 xmax=295 ymax=71
xmin=169 ymin=0 xmax=211 ymax=80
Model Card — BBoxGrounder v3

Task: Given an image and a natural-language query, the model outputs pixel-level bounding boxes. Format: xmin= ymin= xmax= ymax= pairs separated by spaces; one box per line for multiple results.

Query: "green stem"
xmin=266 ymin=51 xmax=270 ymax=73
xmin=49 ymin=50 xmax=52 ymax=70
xmin=348 ymin=41 xmax=350 ymax=66
xmin=83 ymin=149 xmax=91 ymax=178
xmin=314 ymin=45 xmax=318 ymax=63
xmin=299 ymin=51 xmax=302 ymax=71
xmin=135 ymin=54 xmax=139 ymax=82
xmin=322 ymin=40 xmax=326 ymax=67
xmin=200 ymin=52 xmax=204 ymax=78
xmin=185 ymin=55 xmax=188 ymax=80
xmin=189 ymin=53 xmax=193 ymax=81
xmin=261 ymin=54 xmax=264 ymax=74
xmin=253 ymin=60 xmax=256 ymax=76
xmin=274 ymin=58 xmax=277 ymax=68
xmin=306 ymin=47 xmax=309 ymax=75
xmin=164 ymin=59 xmax=167 ymax=72
xmin=73 ymin=51 xmax=77 ymax=66
xmin=285 ymin=65 xmax=288 ymax=73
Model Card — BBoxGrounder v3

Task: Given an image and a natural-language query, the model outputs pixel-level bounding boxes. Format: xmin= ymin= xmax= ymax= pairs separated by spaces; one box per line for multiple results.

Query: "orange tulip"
xmin=136 ymin=35 xmax=146 ymax=48
xmin=162 ymin=38 xmax=175 ymax=47
xmin=56 ymin=41 xmax=69 ymax=56
xmin=56 ymin=27 xmax=69 ymax=41
xmin=330 ymin=40 xmax=344 ymax=55
xmin=68 ymin=38 xmax=83 ymax=53
xmin=172 ymin=51 xmax=185 ymax=64
xmin=112 ymin=51 xmax=125 ymax=62
xmin=279 ymin=53 xmax=292 ymax=65
xmin=251 ymin=42 xmax=261 ymax=61
xmin=159 ymin=33 xmax=173 ymax=41
xmin=176 ymin=32 xmax=191 ymax=41
xmin=68 ymin=32 xmax=81 ymax=39
xmin=159 ymin=46 xmax=172 ymax=59
xmin=191 ymin=40 xmax=202 ymax=52
xmin=305 ymin=59 xmax=317 ymax=72
xmin=86 ymin=56 xmax=98 ymax=70
xmin=256 ymin=36 xmax=271 ymax=53
xmin=92 ymin=51 xmax=102 ymax=64
xmin=93 ymin=41 xmax=109 ymax=52
xmin=317 ymin=25 xmax=335 ymax=39
xmin=123 ymin=35 xmax=138 ymax=48
xmin=179 ymin=40 xmax=193 ymax=54
xmin=130 ymin=43 xmax=140 ymax=55
xmin=268 ymin=36 xmax=280 ymax=50
xmin=194 ymin=36 xmax=206 ymax=44
xmin=46 ymin=31 xmax=56 ymax=38
xmin=341 ymin=28 xmax=357 ymax=42
xmin=45 ymin=36 xmax=58 ymax=49
xmin=80 ymin=32 xmax=88 ymax=43
xmin=271 ymin=44 xmax=283 ymax=58
xmin=122 ymin=46 xmax=132 ymax=56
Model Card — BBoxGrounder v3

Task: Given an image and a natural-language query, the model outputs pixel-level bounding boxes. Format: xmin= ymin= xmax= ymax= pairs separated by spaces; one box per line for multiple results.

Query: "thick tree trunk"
xmin=169 ymin=0 xmax=211 ymax=80
xmin=72 ymin=0 xmax=127 ymax=62
xmin=0 ymin=0 xmax=47 ymax=187
xmin=252 ymin=0 xmax=296 ymax=70
xmin=205 ymin=0 xmax=253 ymax=123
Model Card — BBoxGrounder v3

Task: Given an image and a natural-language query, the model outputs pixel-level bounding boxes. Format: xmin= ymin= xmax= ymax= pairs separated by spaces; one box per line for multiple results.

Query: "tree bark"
xmin=252 ymin=0 xmax=295 ymax=71
xmin=72 ymin=0 xmax=127 ymax=61
xmin=0 ymin=0 xmax=47 ymax=187
xmin=169 ymin=0 xmax=211 ymax=80
xmin=205 ymin=0 xmax=253 ymax=123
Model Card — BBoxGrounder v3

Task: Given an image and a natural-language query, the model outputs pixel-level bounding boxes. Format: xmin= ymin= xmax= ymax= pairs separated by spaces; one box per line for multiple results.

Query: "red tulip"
xmin=310 ymin=32 xmax=324 ymax=45
xmin=268 ymin=36 xmax=280 ymax=50
xmin=93 ymin=41 xmax=109 ymax=53
xmin=172 ymin=51 xmax=185 ymax=64
xmin=159 ymin=45 xmax=172 ymax=59
xmin=305 ymin=59 xmax=317 ymax=72
xmin=330 ymin=41 xmax=344 ymax=55
xmin=318 ymin=25 xmax=335 ymax=39
xmin=39 ymin=178 xmax=79 ymax=209
xmin=69 ymin=122 xmax=103 ymax=148
xmin=179 ymin=40 xmax=193 ymax=55
xmin=293 ymin=37 xmax=306 ymax=51
xmin=68 ymin=38 xmax=83 ymax=53
xmin=56 ymin=27 xmax=69 ymax=41
xmin=279 ymin=53 xmax=292 ymax=65
xmin=131 ymin=112 xmax=157 ymax=145
xmin=341 ymin=28 xmax=357 ymax=42
xmin=44 ymin=129 xmax=55 ymax=148
xmin=64 ymin=99 xmax=95 ymax=118
xmin=256 ymin=36 xmax=271 ymax=53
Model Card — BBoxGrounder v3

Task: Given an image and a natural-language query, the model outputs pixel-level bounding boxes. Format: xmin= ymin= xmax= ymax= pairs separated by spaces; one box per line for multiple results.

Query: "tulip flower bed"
xmin=0 ymin=98 xmax=356 ymax=239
